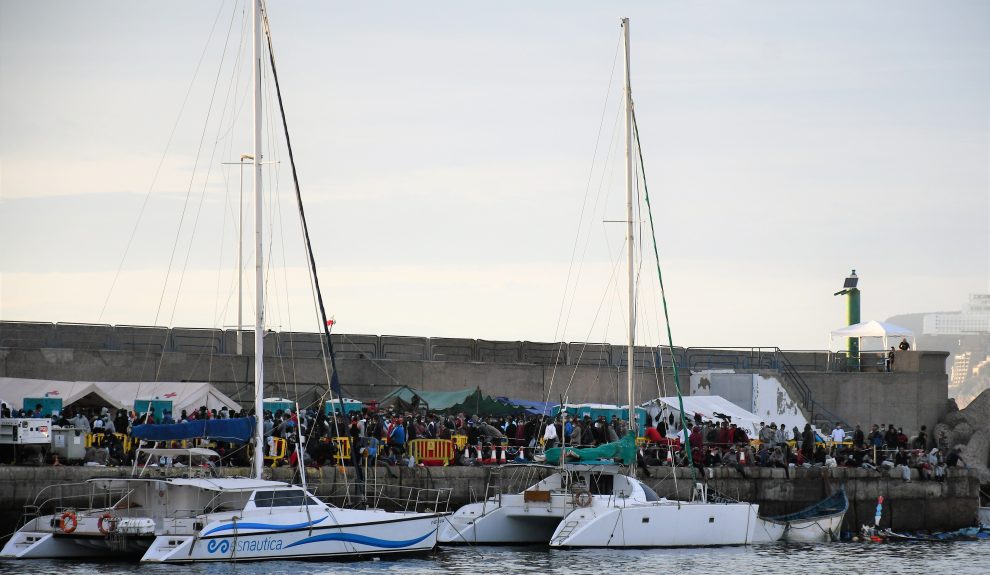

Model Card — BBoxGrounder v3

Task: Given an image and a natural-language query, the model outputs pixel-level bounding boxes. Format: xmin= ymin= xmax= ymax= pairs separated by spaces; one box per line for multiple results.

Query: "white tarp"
xmin=0 ymin=378 xmax=241 ymax=415
xmin=643 ymin=395 xmax=764 ymax=436
xmin=829 ymin=320 xmax=915 ymax=351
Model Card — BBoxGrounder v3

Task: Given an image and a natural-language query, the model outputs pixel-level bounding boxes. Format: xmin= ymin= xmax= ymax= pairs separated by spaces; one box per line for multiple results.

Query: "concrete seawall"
xmin=0 ymin=465 xmax=979 ymax=537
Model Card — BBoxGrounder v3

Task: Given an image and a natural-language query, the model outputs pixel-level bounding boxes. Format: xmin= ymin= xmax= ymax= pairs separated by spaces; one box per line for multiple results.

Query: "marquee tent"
xmin=0 ymin=378 xmax=241 ymax=416
xmin=644 ymin=395 xmax=765 ymax=437
xmin=829 ymin=320 xmax=916 ymax=351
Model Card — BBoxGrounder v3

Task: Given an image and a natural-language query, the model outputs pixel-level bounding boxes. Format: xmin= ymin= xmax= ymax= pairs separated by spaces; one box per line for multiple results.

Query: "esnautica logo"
xmin=207 ymin=539 xmax=231 ymax=554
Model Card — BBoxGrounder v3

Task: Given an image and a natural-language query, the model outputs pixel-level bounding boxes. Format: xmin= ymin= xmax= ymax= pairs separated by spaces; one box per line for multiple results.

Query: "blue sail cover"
xmin=131 ymin=417 xmax=255 ymax=444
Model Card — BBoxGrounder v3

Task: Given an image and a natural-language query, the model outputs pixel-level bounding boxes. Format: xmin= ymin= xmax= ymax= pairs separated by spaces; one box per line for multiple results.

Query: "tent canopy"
xmin=0 ymin=378 xmax=242 ymax=416
xmin=495 ymin=397 xmax=559 ymax=416
xmin=553 ymin=403 xmax=649 ymax=429
xmin=646 ymin=395 xmax=764 ymax=436
xmin=829 ymin=320 xmax=916 ymax=351
xmin=379 ymin=386 xmax=521 ymax=416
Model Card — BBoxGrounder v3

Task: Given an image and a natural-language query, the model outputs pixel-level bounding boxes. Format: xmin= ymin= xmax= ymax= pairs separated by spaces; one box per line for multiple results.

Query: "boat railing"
xmin=313 ymin=481 xmax=452 ymax=514
xmin=373 ymin=485 xmax=453 ymax=514
xmin=24 ymin=481 xmax=135 ymax=525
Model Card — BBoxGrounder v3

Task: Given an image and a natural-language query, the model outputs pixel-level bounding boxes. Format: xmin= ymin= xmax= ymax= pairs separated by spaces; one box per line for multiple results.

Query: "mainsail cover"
xmin=131 ymin=417 xmax=255 ymax=444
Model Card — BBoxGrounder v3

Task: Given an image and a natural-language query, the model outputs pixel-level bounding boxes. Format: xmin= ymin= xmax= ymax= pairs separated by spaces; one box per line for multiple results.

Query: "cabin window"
xmin=252 ymin=490 xmax=319 ymax=507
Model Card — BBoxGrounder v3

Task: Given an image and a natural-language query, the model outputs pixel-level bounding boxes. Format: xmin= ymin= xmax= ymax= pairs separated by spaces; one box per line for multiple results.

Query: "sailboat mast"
xmin=252 ymin=0 xmax=265 ymax=481
xmin=622 ymin=17 xmax=635 ymax=441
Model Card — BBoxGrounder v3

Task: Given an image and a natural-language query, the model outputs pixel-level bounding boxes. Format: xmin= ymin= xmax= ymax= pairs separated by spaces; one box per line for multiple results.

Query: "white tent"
xmin=97 ymin=381 xmax=243 ymax=416
xmin=0 ymin=378 xmax=242 ymax=416
xmin=0 ymin=378 xmax=124 ymax=413
xmin=829 ymin=320 xmax=915 ymax=351
xmin=643 ymin=395 xmax=765 ymax=437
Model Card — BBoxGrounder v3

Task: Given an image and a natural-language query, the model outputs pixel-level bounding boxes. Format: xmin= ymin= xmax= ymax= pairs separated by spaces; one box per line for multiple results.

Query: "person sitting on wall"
xmin=899 ymin=338 xmax=910 ymax=351
xmin=945 ymin=449 xmax=965 ymax=468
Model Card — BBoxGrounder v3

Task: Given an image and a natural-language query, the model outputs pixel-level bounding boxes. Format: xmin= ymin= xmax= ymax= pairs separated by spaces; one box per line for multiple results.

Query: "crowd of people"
xmin=0 ymin=401 xmax=968 ymax=482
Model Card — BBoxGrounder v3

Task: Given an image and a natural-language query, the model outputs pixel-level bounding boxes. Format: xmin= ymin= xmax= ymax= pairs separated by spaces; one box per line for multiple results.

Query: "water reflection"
xmin=0 ymin=542 xmax=985 ymax=575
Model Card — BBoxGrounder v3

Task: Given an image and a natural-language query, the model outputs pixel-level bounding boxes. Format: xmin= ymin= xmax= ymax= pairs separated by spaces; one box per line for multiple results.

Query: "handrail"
xmin=774 ymin=348 xmax=850 ymax=431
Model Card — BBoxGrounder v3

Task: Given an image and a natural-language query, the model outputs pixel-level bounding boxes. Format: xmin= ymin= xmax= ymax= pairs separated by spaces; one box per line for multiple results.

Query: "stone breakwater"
xmin=937 ymin=388 xmax=990 ymax=484
xmin=0 ymin=464 xmax=980 ymax=537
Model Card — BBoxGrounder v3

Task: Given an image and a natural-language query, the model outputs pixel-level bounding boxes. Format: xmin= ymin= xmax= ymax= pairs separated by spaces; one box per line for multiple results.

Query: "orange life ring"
xmin=97 ymin=512 xmax=118 ymax=535
xmin=572 ymin=490 xmax=593 ymax=508
xmin=60 ymin=511 xmax=78 ymax=534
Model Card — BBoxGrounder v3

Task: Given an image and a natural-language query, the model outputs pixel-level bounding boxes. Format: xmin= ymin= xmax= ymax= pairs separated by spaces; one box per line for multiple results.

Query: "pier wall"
xmin=0 ymin=322 xmax=950 ymax=437
xmin=0 ymin=465 xmax=979 ymax=536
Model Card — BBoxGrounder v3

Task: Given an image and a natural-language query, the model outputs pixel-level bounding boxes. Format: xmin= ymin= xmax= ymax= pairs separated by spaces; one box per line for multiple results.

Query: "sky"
xmin=1 ymin=0 xmax=988 ymax=351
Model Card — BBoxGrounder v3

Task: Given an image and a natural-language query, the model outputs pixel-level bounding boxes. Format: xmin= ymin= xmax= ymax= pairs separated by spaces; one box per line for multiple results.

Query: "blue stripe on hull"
xmin=204 ymin=515 xmax=329 ymax=535
xmin=284 ymin=530 xmax=433 ymax=549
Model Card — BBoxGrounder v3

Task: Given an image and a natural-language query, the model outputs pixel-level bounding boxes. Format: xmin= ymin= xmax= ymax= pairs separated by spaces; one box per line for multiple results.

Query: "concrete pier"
xmin=0 ymin=464 xmax=979 ymax=536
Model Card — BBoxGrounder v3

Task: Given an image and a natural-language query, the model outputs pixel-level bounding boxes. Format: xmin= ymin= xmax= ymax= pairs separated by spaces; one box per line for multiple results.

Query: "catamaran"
xmin=3 ymin=0 xmax=447 ymax=562
xmin=546 ymin=18 xmax=786 ymax=548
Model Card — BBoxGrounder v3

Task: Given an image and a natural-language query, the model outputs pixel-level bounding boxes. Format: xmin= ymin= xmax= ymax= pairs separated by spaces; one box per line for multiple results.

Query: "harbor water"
xmin=0 ymin=542 xmax=986 ymax=575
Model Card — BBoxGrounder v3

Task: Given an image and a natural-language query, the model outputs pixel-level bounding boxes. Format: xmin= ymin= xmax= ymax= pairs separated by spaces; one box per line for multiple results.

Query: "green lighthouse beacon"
xmin=834 ymin=269 xmax=861 ymax=370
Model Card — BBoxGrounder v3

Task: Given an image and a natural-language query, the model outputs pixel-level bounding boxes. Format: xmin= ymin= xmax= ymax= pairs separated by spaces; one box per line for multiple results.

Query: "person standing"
xmin=801 ymin=423 xmax=815 ymax=457
xmin=853 ymin=424 xmax=865 ymax=449
xmin=774 ymin=423 xmax=789 ymax=447
xmin=898 ymin=338 xmax=910 ymax=351
xmin=831 ymin=423 xmax=846 ymax=445
xmin=542 ymin=416 xmax=558 ymax=449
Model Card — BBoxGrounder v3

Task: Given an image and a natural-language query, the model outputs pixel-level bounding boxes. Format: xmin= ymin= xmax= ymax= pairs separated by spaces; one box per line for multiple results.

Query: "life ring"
xmin=98 ymin=512 xmax=118 ymax=535
xmin=60 ymin=511 xmax=78 ymax=534
xmin=572 ymin=490 xmax=593 ymax=508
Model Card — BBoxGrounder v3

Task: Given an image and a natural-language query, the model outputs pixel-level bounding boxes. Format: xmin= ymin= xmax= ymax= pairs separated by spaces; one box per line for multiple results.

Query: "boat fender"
xmin=98 ymin=512 xmax=118 ymax=535
xmin=60 ymin=511 xmax=78 ymax=534
xmin=573 ymin=490 xmax=593 ymax=508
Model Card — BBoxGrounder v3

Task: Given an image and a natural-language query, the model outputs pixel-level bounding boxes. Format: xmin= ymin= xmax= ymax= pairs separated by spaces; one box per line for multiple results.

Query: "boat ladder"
xmin=552 ymin=520 xmax=580 ymax=543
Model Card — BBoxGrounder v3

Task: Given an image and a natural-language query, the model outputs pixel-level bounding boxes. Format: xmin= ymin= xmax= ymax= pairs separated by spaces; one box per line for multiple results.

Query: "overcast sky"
xmin=1 ymin=0 xmax=988 ymax=351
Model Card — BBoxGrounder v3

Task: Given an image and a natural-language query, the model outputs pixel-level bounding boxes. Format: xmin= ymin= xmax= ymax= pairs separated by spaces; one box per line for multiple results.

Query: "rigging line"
xmin=261 ymin=4 xmax=345 ymax=451
xmin=552 ymin=30 xmax=623 ymax=344
xmin=632 ymin=107 xmax=696 ymax=486
xmin=152 ymin=1 xmax=241 ymax=383
xmin=543 ymin=31 xmax=622 ymax=410
xmin=258 ymin=49 xmax=292 ymax=401
xmin=544 ymin=94 xmax=626 ymax=409
xmin=554 ymin=95 xmax=625 ymax=356
xmin=558 ymin=237 xmax=627 ymax=403
xmin=98 ymin=0 xmax=229 ymax=324
xmin=208 ymin=5 xmax=253 ymax=389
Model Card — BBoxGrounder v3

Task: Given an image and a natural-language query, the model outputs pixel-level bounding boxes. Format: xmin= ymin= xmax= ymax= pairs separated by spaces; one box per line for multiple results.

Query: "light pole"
xmin=224 ymin=153 xmax=254 ymax=355
xmin=237 ymin=153 xmax=253 ymax=356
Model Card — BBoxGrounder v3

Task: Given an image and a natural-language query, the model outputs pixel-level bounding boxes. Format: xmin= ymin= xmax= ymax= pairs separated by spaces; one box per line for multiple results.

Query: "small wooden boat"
xmin=762 ymin=488 xmax=848 ymax=542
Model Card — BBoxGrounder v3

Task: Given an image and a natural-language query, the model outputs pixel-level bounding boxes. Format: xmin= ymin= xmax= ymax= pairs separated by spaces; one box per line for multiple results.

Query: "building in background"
xmin=922 ymin=294 xmax=990 ymax=407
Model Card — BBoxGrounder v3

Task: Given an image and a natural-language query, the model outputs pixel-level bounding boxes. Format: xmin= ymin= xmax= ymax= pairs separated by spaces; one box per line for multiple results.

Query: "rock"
xmin=946 ymin=398 xmax=959 ymax=414
xmin=959 ymin=428 xmax=990 ymax=485
xmin=943 ymin=410 xmax=967 ymax=428
xmin=950 ymin=421 xmax=974 ymax=447
xmin=959 ymin=388 xmax=990 ymax=427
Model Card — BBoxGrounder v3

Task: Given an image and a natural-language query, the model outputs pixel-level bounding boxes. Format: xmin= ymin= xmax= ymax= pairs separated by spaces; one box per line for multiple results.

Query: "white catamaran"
xmin=3 ymin=0 xmax=446 ymax=562
xmin=440 ymin=18 xmax=787 ymax=549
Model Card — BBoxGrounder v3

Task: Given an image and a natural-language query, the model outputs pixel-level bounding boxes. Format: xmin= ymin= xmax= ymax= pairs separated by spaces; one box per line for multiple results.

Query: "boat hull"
xmin=0 ymin=513 xmax=157 ymax=559
xmin=439 ymin=498 xmax=568 ymax=544
xmin=550 ymin=501 xmax=785 ymax=548
xmin=141 ymin=511 xmax=443 ymax=562
xmin=774 ymin=512 xmax=845 ymax=542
